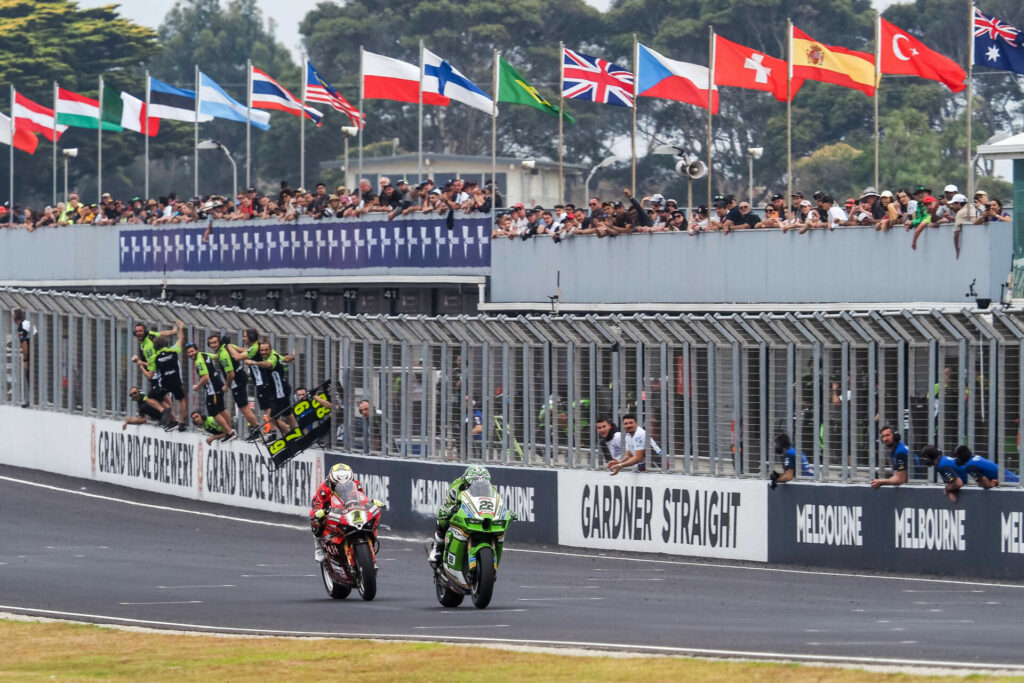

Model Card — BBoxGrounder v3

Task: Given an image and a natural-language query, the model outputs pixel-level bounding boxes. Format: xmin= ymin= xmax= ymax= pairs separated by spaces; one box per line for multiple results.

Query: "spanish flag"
xmin=791 ymin=25 xmax=875 ymax=96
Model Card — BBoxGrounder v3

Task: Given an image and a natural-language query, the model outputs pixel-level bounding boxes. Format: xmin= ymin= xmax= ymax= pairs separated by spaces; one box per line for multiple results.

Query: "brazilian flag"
xmin=497 ymin=57 xmax=574 ymax=124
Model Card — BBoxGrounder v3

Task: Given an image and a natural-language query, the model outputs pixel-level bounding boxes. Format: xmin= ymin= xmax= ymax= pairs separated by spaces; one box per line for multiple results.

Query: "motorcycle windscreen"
xmin=468 ymin=479 xmax=493 ymax=497
xmin=332 ymin=480 xmax=362 ymax=508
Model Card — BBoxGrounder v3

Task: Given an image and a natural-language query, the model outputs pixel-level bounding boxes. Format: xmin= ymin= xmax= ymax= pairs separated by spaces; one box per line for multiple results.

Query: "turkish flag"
xmin=880 ymin=18 xmax=966 ymax=92
xmin=713 ymin=35 xmax=800 ymax=102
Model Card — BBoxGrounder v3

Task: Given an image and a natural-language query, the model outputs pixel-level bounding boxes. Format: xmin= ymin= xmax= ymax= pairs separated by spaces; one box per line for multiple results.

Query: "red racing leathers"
xmin=309 ymin=478 xmax=364 ymax=535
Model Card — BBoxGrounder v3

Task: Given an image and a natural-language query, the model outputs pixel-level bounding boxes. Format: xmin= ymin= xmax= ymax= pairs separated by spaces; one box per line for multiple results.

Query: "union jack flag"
xmin=973 ymin=8 xmax=1024 ymax=75
xmin=562 ymin=48 xmax=634 ymax=107
xmin=305 ymin=60 xmax=365 ymax=129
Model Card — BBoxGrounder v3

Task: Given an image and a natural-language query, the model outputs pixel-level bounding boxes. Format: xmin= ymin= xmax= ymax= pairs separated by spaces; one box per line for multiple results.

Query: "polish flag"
xmin=362 ymin=50 xmax=449 ymax=105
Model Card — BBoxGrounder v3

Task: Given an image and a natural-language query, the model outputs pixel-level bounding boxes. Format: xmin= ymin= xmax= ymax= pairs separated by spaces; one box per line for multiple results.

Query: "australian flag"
xmin=974 ymin=8 xmax=1024 ymax=75
xmin=562 ymin=48 xmax=634 ymax=107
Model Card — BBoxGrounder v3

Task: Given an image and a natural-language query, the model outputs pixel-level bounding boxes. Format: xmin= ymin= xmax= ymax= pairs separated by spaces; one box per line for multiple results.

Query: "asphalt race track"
xmin=2 ymin=464 xmax=1023 ymax=672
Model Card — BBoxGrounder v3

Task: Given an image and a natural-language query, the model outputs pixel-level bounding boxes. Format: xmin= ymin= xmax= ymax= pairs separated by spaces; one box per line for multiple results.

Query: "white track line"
xmin=3 ymin=473 xmax=1023 ymax=590
xmin=0 ymin=605 xmax=1020 ymax=672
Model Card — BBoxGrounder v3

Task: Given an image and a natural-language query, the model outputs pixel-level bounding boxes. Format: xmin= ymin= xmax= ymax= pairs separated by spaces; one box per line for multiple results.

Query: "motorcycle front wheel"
xmin=354 ymin=542 xmax=377 ymax=601
xmin=471 ymin=546 xmax=495 ymax=609
xmin=321 ymin=560 xmax=351 ymax=599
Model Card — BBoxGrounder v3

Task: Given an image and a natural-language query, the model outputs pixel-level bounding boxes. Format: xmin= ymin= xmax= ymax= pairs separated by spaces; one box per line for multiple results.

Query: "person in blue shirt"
xmin=871 ymin=425 xmax=912 ymax=489
xmin=921 ymin=445 xmax=968 ymax=502
xmin=769 ymin=433 xmax=813 ymax=488
xmin=953 ymin=445 xmax=1020 ymax=489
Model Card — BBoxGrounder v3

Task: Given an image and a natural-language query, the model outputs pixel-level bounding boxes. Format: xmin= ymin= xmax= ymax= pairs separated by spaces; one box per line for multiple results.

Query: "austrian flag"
xmin=562 ymin=48 xmax=634 ymax=107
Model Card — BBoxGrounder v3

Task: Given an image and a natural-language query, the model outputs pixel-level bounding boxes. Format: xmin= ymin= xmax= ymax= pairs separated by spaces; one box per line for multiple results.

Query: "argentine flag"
xmin=199 ymin=72 xmax=271 ymax=130
xmin=421 ymin=48 xmax=494 ymax=115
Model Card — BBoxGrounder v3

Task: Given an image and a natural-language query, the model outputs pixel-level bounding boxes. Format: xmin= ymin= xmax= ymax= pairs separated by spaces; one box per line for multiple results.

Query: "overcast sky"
xmin=82 ymin=0 xmax=901 ymax=63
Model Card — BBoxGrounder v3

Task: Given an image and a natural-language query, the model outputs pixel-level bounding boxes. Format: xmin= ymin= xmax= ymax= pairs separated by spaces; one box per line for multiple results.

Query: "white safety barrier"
xmin=557 ymin=469 xmax=769 ymax=561
xmin=0 ymin=406 xmax=321 ymax=515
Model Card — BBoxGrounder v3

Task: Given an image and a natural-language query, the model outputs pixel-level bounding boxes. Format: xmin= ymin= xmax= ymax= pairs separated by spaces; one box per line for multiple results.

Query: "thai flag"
xmin=250 ymin=66 xmax=323 ymax=124
xmin=562 ymin=48 xmax=634 ymax=107
xmin=305 ymin=60 xmax=364 ymax=129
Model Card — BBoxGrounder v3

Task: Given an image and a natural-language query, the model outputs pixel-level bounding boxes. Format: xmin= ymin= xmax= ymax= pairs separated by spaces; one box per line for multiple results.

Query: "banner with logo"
xmin=324 ymin=452 xmax=558 ymax=544
xmin=557 ymin=470 xmax=769 ymax=561
xmin=118 ymin=216 xmax=492 ymax=273
xmin=768 ymin=483 xmax=1024 ymax=578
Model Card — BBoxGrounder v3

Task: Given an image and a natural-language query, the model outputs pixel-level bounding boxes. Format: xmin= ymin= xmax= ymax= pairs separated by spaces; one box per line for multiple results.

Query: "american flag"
xmin=562 ymin=48 xmax=634 ymax=107
xmin=305 ymin=60 xmax=365 ymax=129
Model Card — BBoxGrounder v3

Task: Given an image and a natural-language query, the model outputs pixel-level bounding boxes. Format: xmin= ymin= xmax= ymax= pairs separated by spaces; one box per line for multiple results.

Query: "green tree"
xmin=0 ymin=0 xmax=158 ymax=206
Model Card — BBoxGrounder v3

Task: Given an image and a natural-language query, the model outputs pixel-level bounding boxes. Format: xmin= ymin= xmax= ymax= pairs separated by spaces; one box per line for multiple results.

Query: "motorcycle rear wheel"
xmin=435 ymin=572 xmax=464 ymax=607
xmin=354 ymin=542 xmax=377 ymax=601
xmin=321 ymin=560 xmax=351 ymax=599
xmin=471 ymin=546 xmax=495 ymax=609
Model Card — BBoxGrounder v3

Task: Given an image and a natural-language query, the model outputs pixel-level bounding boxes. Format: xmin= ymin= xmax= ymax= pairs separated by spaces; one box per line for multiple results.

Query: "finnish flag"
xmin=421 ymin=48 xmax=495 ymax=115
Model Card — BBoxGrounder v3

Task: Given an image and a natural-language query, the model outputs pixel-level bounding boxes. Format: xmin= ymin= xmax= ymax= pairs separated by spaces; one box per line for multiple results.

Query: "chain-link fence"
xmin=1 ymin=287 xmax=1022 ymax=485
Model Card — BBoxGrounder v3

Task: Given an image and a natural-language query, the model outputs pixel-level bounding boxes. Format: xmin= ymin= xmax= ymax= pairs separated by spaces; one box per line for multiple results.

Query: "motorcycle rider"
xmin=428 ymin=464 xmax=491 ymax=566
xmin=310 ymin=463 xmax=365 ymax=563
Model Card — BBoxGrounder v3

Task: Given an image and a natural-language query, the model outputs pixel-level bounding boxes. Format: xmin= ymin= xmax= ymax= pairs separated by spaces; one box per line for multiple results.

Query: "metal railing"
xmin=1 ymin=287 xmax=1021 ymax=485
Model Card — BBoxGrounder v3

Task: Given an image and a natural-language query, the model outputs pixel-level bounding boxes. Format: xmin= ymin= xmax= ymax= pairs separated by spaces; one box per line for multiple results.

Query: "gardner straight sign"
xmin=557 ymin=470 xmax=768 ymax=561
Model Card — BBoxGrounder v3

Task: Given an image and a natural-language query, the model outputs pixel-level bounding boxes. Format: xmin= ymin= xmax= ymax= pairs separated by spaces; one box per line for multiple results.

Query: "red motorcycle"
xmin=317 ymin=480 xmax=385 ymax=601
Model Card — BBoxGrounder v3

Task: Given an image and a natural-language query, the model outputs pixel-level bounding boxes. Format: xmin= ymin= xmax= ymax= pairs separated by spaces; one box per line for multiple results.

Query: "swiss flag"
xmin=713 ymin=35 xmax=800 ymax=101
xmin=880 ymin=18 xmax=966 ymax=92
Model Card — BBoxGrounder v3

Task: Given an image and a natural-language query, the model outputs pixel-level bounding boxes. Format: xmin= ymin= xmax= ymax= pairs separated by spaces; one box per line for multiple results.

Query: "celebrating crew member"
xmin=953 ymin=445 xmax=1020 ymax=488
xmin=150 ymin=320 xmax=187 ymax=430
xmin=208 ymin=332 xmax=260 ymax=441
xmin=190 ymin=410 xmax=228 ymax=445
xmin=595 ymin=416 xmax=622 ymax=464
xmin=921 ymin=445 xmax=968 ymax=502
xmin=186 ymin=341 xmax=237 ymax=442
xmin=428 ymin=465 xmax=491 ymax=566
xmin=244 ymin=340 xmax=296 ymax=436
xmin=132 ymin=320 xmax=179 ymax=369
xmin=607 ymin=413 xmax=660 ymax=475
xmin=769 ymin=433 xmax=814 ymax=488
xmin=310 ymin=463 xmax=365 ymax=563
xmin=870 ymin=425 xmax=914 ymax=489
xmin=122 ymin=386 xmax=169 ymax=430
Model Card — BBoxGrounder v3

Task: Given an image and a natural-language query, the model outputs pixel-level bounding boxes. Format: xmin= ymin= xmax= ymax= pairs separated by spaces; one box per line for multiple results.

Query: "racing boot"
xmin=427 ymin=532 xmax=443 ymax=567
xmin=314 ymin=538 xmax=325 ymax=563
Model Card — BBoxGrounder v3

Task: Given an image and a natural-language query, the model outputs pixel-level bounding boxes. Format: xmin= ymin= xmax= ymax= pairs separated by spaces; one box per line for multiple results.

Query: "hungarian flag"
xmin=13 ymin=92 xmax=67 ymax=142
xmin=713 ymin=35 xmax=797 ymax=102
xmin=0 ymin=111 xmax=39 ymax=154
xmin=56 ymin=87 xmax=122 ymax=130
xmin=791 ymin=26 xmax=875 ymax=96
xmin=497 ymin=57 xmax=574 ymax=123
xmin=879 ymin=18 xmax=965 ymax=92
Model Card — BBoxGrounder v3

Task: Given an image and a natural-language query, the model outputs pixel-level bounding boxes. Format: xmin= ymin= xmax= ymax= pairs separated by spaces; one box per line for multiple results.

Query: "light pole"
xmin=746 ymin=146 xmax=763 ymax=206
xmin=584 ymin=155 xmax=627 ymax=204
xmin=341 ymin=126 xmax=358 ymax=191
xmin=61 ymin=148 xmax=78 ymax=202
xmin=197 ymin=139 xmax=237 ymax=200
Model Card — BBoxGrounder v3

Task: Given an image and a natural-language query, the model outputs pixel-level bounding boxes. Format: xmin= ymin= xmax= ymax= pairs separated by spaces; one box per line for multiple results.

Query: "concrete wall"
xmin=490 ymin=222 xmax=1013 ymax=306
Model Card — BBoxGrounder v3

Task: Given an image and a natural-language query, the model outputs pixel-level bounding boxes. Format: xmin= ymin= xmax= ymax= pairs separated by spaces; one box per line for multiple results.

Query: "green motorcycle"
xmin=431 ymin=478 xmax=516 ymax=609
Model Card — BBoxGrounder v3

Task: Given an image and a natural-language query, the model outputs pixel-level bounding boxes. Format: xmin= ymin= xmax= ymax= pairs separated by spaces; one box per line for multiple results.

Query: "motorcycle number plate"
xmin=446 ymin=552 xmax=456 ymax=567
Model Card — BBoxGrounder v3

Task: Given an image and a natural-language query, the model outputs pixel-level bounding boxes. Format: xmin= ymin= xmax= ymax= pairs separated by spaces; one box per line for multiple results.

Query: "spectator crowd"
xmin=0 ymin=176 xmax=500 ymax=231
xmin=491 ymin=184 xmax=1012 ymax=256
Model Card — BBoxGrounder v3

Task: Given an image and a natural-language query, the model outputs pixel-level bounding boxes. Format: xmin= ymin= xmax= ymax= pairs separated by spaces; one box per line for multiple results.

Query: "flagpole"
xmin=706 ymin=26 xmax=714 ymax=216
xmin=558 ymin=41 xmax=564 ymax=205
xmin=874 ymin=10 xmax=880 ymax=191
xmin=52 ymin=81 xmax=58 ymax=205
xmin=786 ymin=18 xmax=793 ymax=208
xmin=358 ymin=45 xmax=364 ymax=184
xmin=631 ymin=33 xmax=638 ymax=198
xmin=300 ymin=52 xmax=306 ymax=190
xmin=491 ymin=48 xmax=498 ymax=223
xmin=966 ymin=1 xmax=974 ymax=199
xmin=144 ymin=71 xmax=150 ymax=200
xmin=418 ymin=39 xmax=424 ymax=182
xmin=8 ymin=85 xmax=14 ymax=224
xmin=194 ymin=64 xmax=200 ymax=199
xmin=97 ymin=75 xmax=103 ymax=207
xmin=246 ymin=58 xmax=252 ymax=190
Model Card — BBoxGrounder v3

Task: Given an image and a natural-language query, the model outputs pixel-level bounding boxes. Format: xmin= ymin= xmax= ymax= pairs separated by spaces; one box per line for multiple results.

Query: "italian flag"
xmin=56 ymin=87 xmax=122 ymax=131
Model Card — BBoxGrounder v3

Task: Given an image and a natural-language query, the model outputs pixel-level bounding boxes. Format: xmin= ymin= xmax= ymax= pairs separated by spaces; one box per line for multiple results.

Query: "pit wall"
xmin=3 ymin=406 xmax=1021 ymax=578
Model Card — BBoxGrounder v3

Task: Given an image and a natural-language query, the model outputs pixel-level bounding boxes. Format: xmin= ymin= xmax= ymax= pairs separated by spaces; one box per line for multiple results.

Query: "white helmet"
xmin=328 ymin=463 xmax=353 ymax=486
